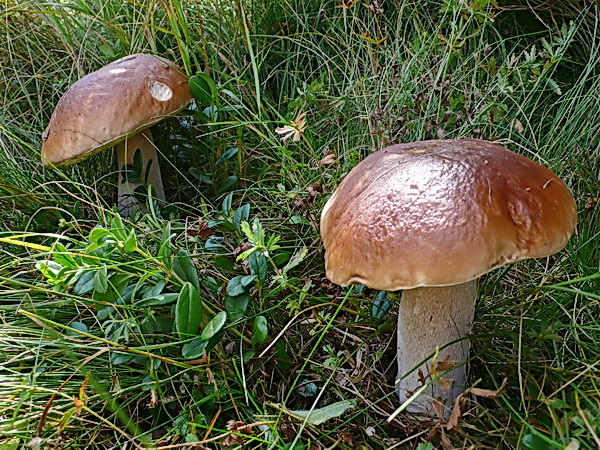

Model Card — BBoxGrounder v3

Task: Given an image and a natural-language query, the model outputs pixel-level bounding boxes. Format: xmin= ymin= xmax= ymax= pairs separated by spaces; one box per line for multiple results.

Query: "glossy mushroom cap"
xmin=41 ymin=53 xmax=192 ymax=167
xmin=320 ymin=139 xmax=577 ymax=291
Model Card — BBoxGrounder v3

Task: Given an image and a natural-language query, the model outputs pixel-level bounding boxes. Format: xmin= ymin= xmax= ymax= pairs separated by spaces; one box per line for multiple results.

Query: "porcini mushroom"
xmin=320 ymin=139 xmax=577 ymax=415
xmin=41 ymin=53 xmax=192 ymax=215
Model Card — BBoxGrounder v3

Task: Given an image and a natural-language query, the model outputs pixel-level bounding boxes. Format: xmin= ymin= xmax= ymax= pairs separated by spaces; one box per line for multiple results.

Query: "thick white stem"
xmin=116 ymin=130 xmax=165 ymax=216
xmin=396 ymin=280 xmax=477 ymax=416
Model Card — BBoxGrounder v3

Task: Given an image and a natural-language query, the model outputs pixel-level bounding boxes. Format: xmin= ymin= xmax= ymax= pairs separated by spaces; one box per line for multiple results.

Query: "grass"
xmin=1 ymin=0 xmax=599 ymax=448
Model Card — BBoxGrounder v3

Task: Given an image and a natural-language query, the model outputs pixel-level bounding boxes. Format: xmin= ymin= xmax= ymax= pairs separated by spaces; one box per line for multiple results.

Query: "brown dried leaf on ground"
xmin=447 ymin=378 xmax=507 ymax=430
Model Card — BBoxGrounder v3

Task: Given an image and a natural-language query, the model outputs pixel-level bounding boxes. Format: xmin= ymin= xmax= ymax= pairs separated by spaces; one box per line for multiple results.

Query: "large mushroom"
xmin=41 ymin=53 xmax=192 ymax=215
xmin=320 ymin=139 xmax=577 ymax=415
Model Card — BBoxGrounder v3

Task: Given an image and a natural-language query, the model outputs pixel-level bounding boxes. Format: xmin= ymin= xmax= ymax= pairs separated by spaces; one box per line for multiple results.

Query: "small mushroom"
xmin=41 ymin=53 xmax=192 ymax=215
xmin=320 ymin=139 xmax=577 ymax=415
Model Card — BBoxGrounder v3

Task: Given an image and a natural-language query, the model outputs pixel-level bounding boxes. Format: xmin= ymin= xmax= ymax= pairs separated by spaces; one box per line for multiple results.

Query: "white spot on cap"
xmin=149 ymin=81 xmax=172 ymax=101
xmin=110 ymin=68 xmax=128 ymax=74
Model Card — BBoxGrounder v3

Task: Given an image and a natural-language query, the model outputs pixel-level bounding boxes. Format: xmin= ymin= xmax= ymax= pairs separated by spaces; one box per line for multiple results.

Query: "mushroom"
xmin=320 ymin=139 xmax=577 ymax=415
xmin=41 ymin=53 xmax=192 ymax=215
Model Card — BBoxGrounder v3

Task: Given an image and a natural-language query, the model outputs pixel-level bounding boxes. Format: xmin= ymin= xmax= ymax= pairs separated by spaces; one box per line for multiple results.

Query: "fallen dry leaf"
xmin=336 ymin=0 xmax=359 ymax=8
xmin=513 ymin=118 xmax=524 ymax=133
xmin=446 ymin=392 xmax=466 ymax=430
xmin=438 ymin=376 xmax=454 ymax=392
xmin=563 ymin=439 xmax=580 ymax=450
xmin=432 ymin=398 xmax=447 ymax=421
xmin=440 ymin=428 xmax=453 ymax=450
xmin=186 ymin=351 xmax=208 ymax=365
xmin=470 ymin=387 xmax=503 ymax=398
xmin=148 ymin=388 xmax=158 ymax=408
xmin=446 ymin=378 xmax=507 ymax=429
xmin=73 ymin=396 xmax=84 ymax=415
xmin=319 ymin=153 xmax=339 ymax=166
xmin=275 ymin=112 xmax=307 ymax=143
xmin=223 ymin=420 xmax=251 ymax=446
xmin=188 ymin=218 xmax=214 ymax=240
xmin=585 ymin=196 xmax=598 ymax=210
xmin=435 ymin=359 xmax=459 ymax=372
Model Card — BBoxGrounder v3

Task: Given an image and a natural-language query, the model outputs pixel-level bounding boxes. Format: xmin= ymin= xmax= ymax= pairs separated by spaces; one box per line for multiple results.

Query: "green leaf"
xmin=189 ymin=73 xmax=217 ymax=105
xmin=67 ymin=321 xmax=88 ymax=336
xmin=215 ymin=147 xmax=239 ymax=166
xmin=141 ymin=375 xmax=157 ymax=391
xmin=93 ymin=274 xmax=130 ymax=303
xmin=134 ymin=293 xmax=179 ymax=306
xmin=251 ymin=218 xmax=265 ymax=244
xmin=52 ymin=243 xmax=78 ymax=268
xmin=218 ymin=175 xmax=238 ymax=193
xmin=158 ymin=223 xmax=173 ymax=269
xmin=203 ymin=105 xmax=218 ymax=121
xmin=189 ymin=167 xmax=213 ymax=184
xmin=172 ymin=249 xmax=199 ymax=291
xmin=205 ymin=237 xmax=227 ymax=251
xmin=547 ymin=77 xmax=562 ymax=95
xmin=289 ymin=215 xmax=310 ymax=225
xmin=240 ymin=274 xmax=257 ymax=287
xmin=93 ymin=266 xmax=108 ymax=294
xmin=111 ymin=352 xmax=135 ymax=365
xmin=213 ymin=256 xmax=234 ymax=271
xmin=225 ymin=293 xmax=250 ymax=322
xmin=58 ymin=406 xmax=77 ymax=434
xmin=200 ymin=311 xmax=227 ymax=340
xmin=288 ymin=399 xmax=357 ymax=425
xmin=109 ymin=214 xmax=127 ymax=240
xmin=240 ymin=220 xmax=254 ymax=241
xmin=236 ymin=246 xmax=259 ymax=261
xmin=221 ymin=192 xmax=233 ymax=214
xmin=97 ymin=306 xmax=114 ymax=321
xmin=372 ymin=291 xmax=392 ymax=319
xmin=266 ymin=234 xmax=281 ymax=252
xmin=233 ymin=204 xmax=250 ymax=233
xmin=272 ymin=252 xmax=290 ymax=267
xmin=143 ymin=280 xmax=166 ymax=298
xmin=195 ymin=110 xmax=212 ymax=123
xmin=74 ymin=271 xmax=95 ymax=295
xmin=175 ymin=282 xmax=203 ymax=338
xmin=88 ymin=227 xmax=117 ymax=246
xmin=123 ymin=229 xmax=137 ymax=252
xmin=521 ymin=433 xmax=550 ymax=450
xmin=201 ymin=276 xmax=221 ymax=296
xmin=37 ymin=260 xmax=66 ymax=285
xmin=182 ymin=338 xmax=209 ymax=359
xmin=282 ymin=247 xmax=307 ymax=275
xmin=249 ymin=252 xmax=268 ymax=286
xmin=251 ymin=315 xmax=268 ymax=348
xmin=0 ymin=438 xmax=20 ymax=450
xmin=227 ymin=275 xmax=255 ymax=297
xmin=283 ymin=444 xmax=305 ymax=450
xmin=416 ymin=444 xmax=434 ymax=450
xmin=275 ymin=341 xmax=292 ymax=369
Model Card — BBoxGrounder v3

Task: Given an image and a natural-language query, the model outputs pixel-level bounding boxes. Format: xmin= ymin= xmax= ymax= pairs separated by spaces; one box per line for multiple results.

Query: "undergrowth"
xmin=1 ymin=0 xmax=598 ymax=448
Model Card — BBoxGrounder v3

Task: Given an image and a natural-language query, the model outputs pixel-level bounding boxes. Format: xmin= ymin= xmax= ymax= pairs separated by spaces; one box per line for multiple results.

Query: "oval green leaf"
xmin=200 ymin=311 xmax=227 ymax=340
xmin=189 ymin=73 xmax=217 ymax=106
xmin=175 ymin=282 xmax=203 ymax=338
xmin=251 ymin=315 xmax=268 ymax=348
xmin=172 ymin=249 xmax=200 ymax=291
xmin=182 ymin=338 xmax=209 ymax=359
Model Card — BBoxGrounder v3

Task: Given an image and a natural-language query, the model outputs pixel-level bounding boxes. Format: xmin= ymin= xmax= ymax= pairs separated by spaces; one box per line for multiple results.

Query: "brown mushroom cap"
xmin=41 ymin=53 xmax=192 ymax=167
xmin=320 ymin=139 xmax=577 ymax=290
